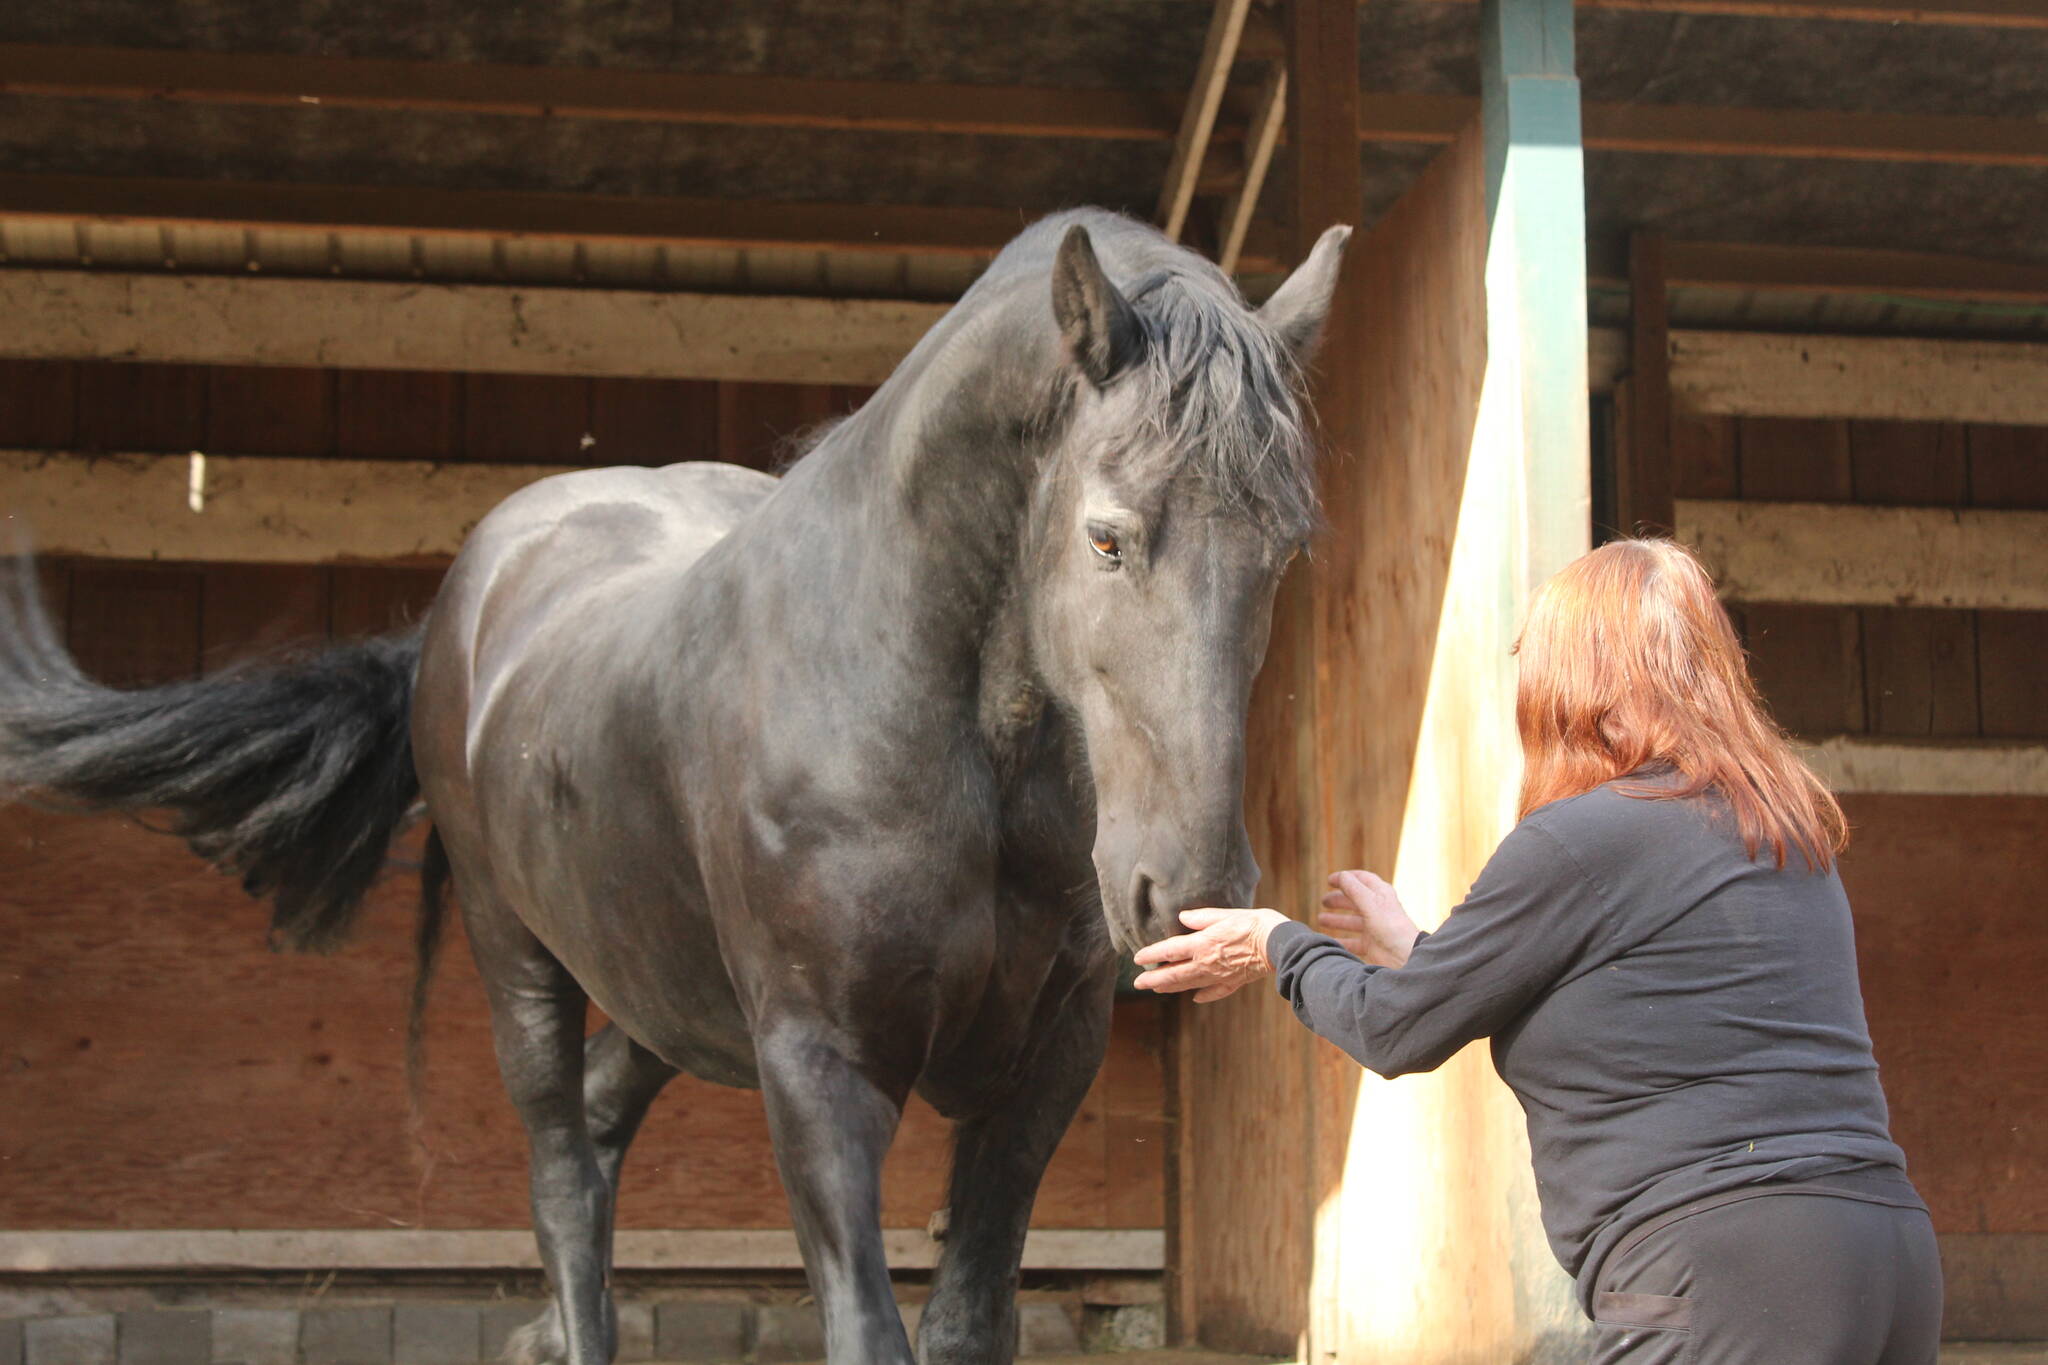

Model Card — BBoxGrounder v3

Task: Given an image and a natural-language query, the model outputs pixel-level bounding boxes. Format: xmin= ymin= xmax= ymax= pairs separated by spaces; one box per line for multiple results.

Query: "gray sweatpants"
xmin=1591 ymin=1189 xmax=1944 ymax=1364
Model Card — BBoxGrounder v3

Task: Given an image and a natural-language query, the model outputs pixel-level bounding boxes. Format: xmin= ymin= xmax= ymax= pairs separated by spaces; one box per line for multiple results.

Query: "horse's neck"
xmin=789 ymin=294 xmax=1058 ymax=691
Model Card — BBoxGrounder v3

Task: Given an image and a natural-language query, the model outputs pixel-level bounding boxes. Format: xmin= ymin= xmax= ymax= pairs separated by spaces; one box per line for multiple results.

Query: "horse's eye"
xmin=1087 ymin=525 xmax=1122 ymax=563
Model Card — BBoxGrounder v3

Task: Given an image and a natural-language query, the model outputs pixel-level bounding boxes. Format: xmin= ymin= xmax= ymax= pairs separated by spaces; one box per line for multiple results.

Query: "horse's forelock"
xmin=1118 ymin=270 xmax=1320 ymax=540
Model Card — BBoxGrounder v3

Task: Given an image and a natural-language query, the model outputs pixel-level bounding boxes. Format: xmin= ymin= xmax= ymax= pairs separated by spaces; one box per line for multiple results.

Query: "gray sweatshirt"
xmin=1266 ymin=769 xmax=1922 ymax=1311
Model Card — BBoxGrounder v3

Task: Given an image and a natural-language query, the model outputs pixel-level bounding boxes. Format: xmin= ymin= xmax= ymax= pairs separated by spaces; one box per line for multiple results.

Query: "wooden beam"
xmin=1669 ymin=331 xmax=2048 ymax=424
xmin=1217 ymin=65 xmax=1289 ymax=274
xmin=1157 ymin=0 xmax=1255 ymax=240
xmin=1356 ymin=94 xmax=2048 ymax=168
xmin=0 ymin=1228 xmax=1164 ymax=1274
xmin=1620 ymin=234 xmax=1675 ymax=535
xmin=8 ymin=44 xmax=2048 ymax=166
xmin=1580 ymin=100 xmax=2048 ymax=168
xmin=1798 ymin=737 xmax=2048 ymax=796
xmin=0 ymin=43 xmax=1187 ymax=141
xmin=4 ymin=451 xmax=580 ymax=564
xmin=1676 ymin=499 xmax=2048 ymax=610
xmin=1406 ymin=0 xmax=2048 ymax=27
xmin=1663 ymin=241 xmax=2048 ymax=302
xmin=0 ymin=270 xmax=945 ymax=384
xmin=0 ymin=172 xmax=1027 ymax=258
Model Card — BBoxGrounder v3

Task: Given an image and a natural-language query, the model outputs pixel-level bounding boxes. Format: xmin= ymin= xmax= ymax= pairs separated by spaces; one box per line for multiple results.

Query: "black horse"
xmin=0 ymin=209 xmax=1348 ymax=1365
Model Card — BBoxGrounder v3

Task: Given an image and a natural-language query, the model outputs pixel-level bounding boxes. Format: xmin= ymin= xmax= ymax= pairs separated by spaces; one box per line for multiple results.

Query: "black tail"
xmin=0 ymin=561 xmax=425 ymax=953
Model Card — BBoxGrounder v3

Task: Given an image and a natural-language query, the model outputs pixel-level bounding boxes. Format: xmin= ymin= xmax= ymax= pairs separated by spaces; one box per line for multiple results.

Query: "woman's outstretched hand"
xmin=1318 ymin=870 xmax=1422 ymax=968
xmin=1130 ymin=907 xmax=1291 ymax=1003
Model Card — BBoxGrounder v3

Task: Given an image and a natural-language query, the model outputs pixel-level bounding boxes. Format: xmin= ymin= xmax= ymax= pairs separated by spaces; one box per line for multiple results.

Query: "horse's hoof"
xmin=501 ymin=1306 xmax=567 ymax=1365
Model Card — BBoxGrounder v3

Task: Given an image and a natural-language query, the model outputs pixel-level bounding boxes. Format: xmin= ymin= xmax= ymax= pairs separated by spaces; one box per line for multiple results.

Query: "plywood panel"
xmin=331 ymin=565 xmax=445 ymax=638
xmin=1967 ymin=424 xmax=2048 ymax=509
xmin=0 ymin=358 xmax=78 ymax=448
xmin=200 ymin=564 xmax=332 ymax=670
xmin=206 ymin=366 xmax=335 ymax=458
xmin=588 ymin=378 xmax=720 ymax=468
xmin=1737 ymin=416 xmax=1851 ymax=501
xmin=1839 ymin=795 xmax=2048 ymax=1236
xmin=461 ymin=374 xmax=593 ymax=465
xmin=66 ymin=562 xmax=203 ymax=686
xmin=1741 ymin=603 xmax=1864 ymax=736
xmin=335 ymin=370 xmax=461 ymax=462
xmin=1977 ymin=610 xmax=2048 ymax=738
xmin=74 ymin=362 xmax=207 ymax=454
xmin=1860 ymin=607 xmax=1978 ymax=738
xmin=1849 ymin=420 xmax=1967 ymax=506
xmin=0 ymin=807 xmax=1162 ymax=1233
xmin=716 ymin=383 xmax=840 ymax=471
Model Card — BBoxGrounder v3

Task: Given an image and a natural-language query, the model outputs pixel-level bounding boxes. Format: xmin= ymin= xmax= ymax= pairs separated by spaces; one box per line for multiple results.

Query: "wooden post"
xmin=1622 ymin=232 xmax=1676 ymax=533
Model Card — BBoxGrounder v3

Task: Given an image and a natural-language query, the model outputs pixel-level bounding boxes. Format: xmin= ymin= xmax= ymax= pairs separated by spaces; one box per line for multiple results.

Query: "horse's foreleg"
xmin=758 ymin=1020 xmax=916 ymax=1365
xmin=469 ymin=901 xmax=614 ymax=1365
xmin=917 ymin=971 xmax=1116 ymax=1365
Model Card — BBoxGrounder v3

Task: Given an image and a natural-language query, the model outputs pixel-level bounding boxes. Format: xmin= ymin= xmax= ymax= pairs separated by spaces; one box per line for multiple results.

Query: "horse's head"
xmin=1025 ymin=219 xmax=1350 ymax=953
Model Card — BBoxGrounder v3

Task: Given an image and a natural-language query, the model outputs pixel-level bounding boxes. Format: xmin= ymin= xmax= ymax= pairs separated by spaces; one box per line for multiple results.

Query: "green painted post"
xmin=1482 ymin=0 xmax=1592 ymax=598
xmin=1481 ymin=0 xmax=1597 ymax=1357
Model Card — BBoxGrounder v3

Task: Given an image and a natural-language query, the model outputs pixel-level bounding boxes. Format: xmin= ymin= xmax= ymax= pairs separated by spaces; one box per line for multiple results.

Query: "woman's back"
xmin=1499 ymin=772 xmax=1919 ymax=1303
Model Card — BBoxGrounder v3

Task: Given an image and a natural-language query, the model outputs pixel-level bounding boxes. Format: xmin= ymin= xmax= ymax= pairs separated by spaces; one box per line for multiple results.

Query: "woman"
xmin=1132 ymin=538 xmax=1941 ymax=1365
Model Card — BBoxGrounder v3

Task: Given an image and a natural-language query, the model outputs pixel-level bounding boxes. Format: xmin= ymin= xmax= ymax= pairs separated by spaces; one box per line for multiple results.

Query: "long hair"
xmin=1515 ymin=538 xmax=1847 ymax=870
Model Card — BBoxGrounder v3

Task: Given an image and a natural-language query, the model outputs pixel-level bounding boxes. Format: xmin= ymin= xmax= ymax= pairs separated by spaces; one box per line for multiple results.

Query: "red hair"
xmin=1516 ymin=538 xmax=1846 ymax=870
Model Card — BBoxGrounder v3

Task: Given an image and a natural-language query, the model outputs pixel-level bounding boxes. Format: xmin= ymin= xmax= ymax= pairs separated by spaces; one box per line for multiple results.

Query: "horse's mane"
xmin=789 ymin=209 xmax=1319 ymax=538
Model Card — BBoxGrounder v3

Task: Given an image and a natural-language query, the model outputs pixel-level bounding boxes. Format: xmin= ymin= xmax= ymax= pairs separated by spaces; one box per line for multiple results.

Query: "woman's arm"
xmin=1137 ymin=818 xmax=1612 ymax=1077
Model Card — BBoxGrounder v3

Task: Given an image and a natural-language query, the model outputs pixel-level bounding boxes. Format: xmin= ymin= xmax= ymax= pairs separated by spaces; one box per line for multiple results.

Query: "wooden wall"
xmin=0 ymin=358 xmax=1167 ymax=1238
xmin=1671 ymin=409 xmax=2048 ymax=1337
xmin=1180 ymin=105 xmax=1591 ymax=1361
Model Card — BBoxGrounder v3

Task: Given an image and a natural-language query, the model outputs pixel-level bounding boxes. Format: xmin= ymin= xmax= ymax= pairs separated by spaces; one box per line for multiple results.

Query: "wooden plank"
xmin=1837 ymin=796 xmax=2048 ymax=1278
xmin=330 ymin=566 xmax=446 ymax=638
xmin=0 ymin=359 xmax=78 ymax=448
xmin=0 ymin=1228 xmax=1164 ymax=1274
xmin=1671 ymin=413 xmax=1737 ymax=499
xmin=0 ymin=270 xmax=948 ymax=386
xmin=335 ymin=370 xmax=461 ymax=461
xmin=589 ymin=378 xmax=722 ymax=467
xmin=1581 ymin=100 xmax=2048 ymax=168
xmin=1850 ymin=420 xmax=1968 ymax=506
xmin=1671 ymin=332 xmax=2048 ymax=425
xmin=1968 ymin=424 xmax=2048 ymax=509
xmin=66 ymin=562 xmax=203 ymax=686
xmin=0 ymin=173 xmax=1026 ymax=258
xmin=0 ymin=44 xmax=1187 ymax=142
xmin=1677 ymin=499 xmax=2048 ymax=610
xmin=460 ymin=374 xmax=593 ymax=464
xmin=1216 ymin=65 xmax=1288 ymax=276
xmin=1743 ymin=604 xmax=1865 ymax=736
xmin=716 ymin=383 xmax=839 ymax=472
xmin=1861 ymin=607 xmax=1979 ymax=738
xmin=2 ymin=450 xmax=578 ymax=565
xmin=199 ymin=564 xmax=332 ymax=670
xmin=1665 ymin=241 xmax=2048 ymax=303
xmin=1735 ymin=417 xmax=1852 ymax=501
xmin=205 ymin=365 xmax=335 ymax=458
xmin=1620 ymin=234 xmax=1674 ymax=533
xmin=1410 ymin=0 xmax=2048 ymax=27
xmin=1157 ymin=0 xmax=1254 ymax=240
xmin=0 ymin=795 xmax=1165 ymax=1237
xmin=1800 ymin=737 xmax=2048 ymax=794
xmin=73 ymin=362 xmax=207 ymax=453
xmin=1977 ymin=610 xmax=2048 ymax=737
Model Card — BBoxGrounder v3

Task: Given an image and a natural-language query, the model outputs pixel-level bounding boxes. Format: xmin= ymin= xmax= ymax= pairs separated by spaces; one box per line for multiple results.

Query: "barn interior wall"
xmin=1184 ymin=103 xmax=1592 ymax=1362
xmin=0 ymin=359 xmax=1167 ymax=1238
xmin=1670 ymin=409 xmax=2048 ymax=1340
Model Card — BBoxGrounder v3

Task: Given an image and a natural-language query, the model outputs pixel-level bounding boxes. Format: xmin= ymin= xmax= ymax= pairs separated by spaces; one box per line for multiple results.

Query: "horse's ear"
xmin=1051 ymin=224 xmax=1144 ymax=387
xmin=1257 ymin=224 xmax=1353 ymax=363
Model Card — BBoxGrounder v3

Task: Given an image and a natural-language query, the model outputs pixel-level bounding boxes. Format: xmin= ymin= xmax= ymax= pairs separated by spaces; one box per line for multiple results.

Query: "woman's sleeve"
xmin=1267 ymin=819 xmax=1608 ymax=1077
